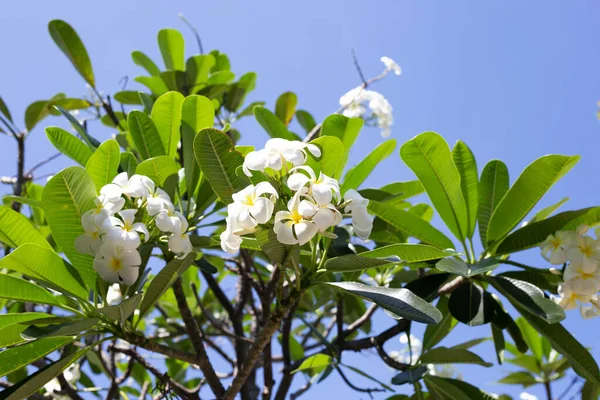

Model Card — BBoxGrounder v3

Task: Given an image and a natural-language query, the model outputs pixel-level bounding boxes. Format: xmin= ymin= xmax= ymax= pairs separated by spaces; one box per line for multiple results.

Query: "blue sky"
xmin=1 ymin=1 xmax=600 ymax=398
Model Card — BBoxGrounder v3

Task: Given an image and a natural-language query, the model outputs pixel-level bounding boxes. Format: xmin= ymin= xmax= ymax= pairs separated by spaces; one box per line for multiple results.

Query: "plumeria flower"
xmin=339 ymin=87 xmax=394 ymax=137
xmin=380 ymin=56 xmax=402 ymax=76
xmin=93 ymin=243 xmax=141 ymax=285
xmin=242 ymin=138 xmax=321 ymax=177
xmin=296 ymin=199 xmax=342 ymax=235
xmin=75 ymin=212 xmax=111 ymax=256
xmin=274 ymin=188 xmax=318 ymax=245
xmin=106 ymin=284 xmax=123 ymax=306
xmin=520 ymin=393 xmax=538 ymax=400
xmin=44 ymin=362 xmax=80 ymax=399
xmin=83 ymin=194 xmax=124 ymax=227
xmin=100 ymin=172 xmax=150 ymax=201
xmin=220 ymin=219 xmax=244 ymax=254
xmin=145 ymin=187 xmax=172 ymax=216
xmin=343 ymin=189 xmax=373 ymax=240
xmin=231 ymin=182 xmax=278 ymax=225
xmin=168 ymin=218 xmax=193 ymax=257
xmin=105 ymin=209 xmax=149 ymax=250
xmin=554 ymin=279 xmax=596 ymax=310
xmin=287 ymin=166 xmax=340 ymax=205
xmin=580 ymin=295 xmax=600 ymax=319
xmin=540 ymin=231 xmax=576 ymax=265
xmin=340 ymin=87 xmax=369 ymax=118
xmin=563 ymin=262 xmax=600 ymax=291
xmin=155 ymin=203 xmax=186 ymax=233
xmin=566 ymin=234 xmax=600 ymax=273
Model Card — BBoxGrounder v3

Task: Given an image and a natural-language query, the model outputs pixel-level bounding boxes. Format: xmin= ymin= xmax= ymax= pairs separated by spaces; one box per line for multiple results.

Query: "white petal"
xmin=243 ymin=150 xmax=269 ymax=176
xmin=100 ymin=184 xmax=123 ymax=202
xmin=250 ymin=198 xmax=275 ymax=224
xmin=305 ymin=143 xmax=321 ymax=158
xmin=254 ymin=182 xmax=278 ymax=198
xmin=133 ymin=223 xmax=150 ymax=241
xmin=344 ymin=189 xmax=368 ymax=212
xmin=352 ymin=205 xmax=373 ymax=240
xmin=121 ymin=249 xmax=142 ymax=267
xmin=312 ymin=208 xmax=337 ymax=230
xmin=118 ymin=266 xmax=140 ymax=286
xmin=220 ymin=229 xmax=242 ymax=254
xmin=312 ymin=183 xmax=333 ymax=205
xmin=94 ymin=258 xmax=120 ymax=284
xmin=118 ymin=209 xmax=137 ymax=225
xmin=112 ymin=172 xmax=129 ymax=187
xmin=275 ymin=221 xmax=298 ymax=245
xmin=293 ymin=221 xmax=318 ymax=245
xmin=75 ymin=233 xmax=97 ymax=256
xmin=298 ymin=200 xmax=318 ymax=219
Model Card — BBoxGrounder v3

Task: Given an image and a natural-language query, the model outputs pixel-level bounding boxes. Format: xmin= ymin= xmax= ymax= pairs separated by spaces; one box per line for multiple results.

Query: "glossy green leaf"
xmin=423 ymin=297 xmax=457 ymax=351
xmin=420 ymin=347 xmax=492 ymax=367
xmin=138 ymin=252 xmax=197 ymax=322
xmin=131 ymin=50 xmax=160 ymax=76
xmin=85 ymin=140 xmax=120 ymax=191
xmin=238 ymin=101 xmax=266 ymax=118
xmin=128 ymin=110 xmax=166 ymax=159
xmin=0 ymin=337 xmax=74 ymax=380
xmin=477 ymin=160 xmax=509 ymax=246
xmin=256 ymin=228 xmax=289 ymax=265
xmin=97 ymin=293 xmax=143 ymax=322
xmin=186 ymin=54 xmax=216 ymax=93
xmin=208 ymin=70 xmax=235 ymax=85
xmin=114 ymin=90 xmax=143 ymax=105
xmin=491 ymin=324 xmax=505 ymax=364
xmin=0 ymin=275 xmax=61 ymax=306
xmin=48 ymin=98 xmax=90 ymax=115
xmin=321 ymin=115 xmax=363 ymax=179
xmin=48 ymin=20 xmax=95 ymax=86
xmin=46 ymin=127 xmax=93 ymax=166
xmin=497 ymin=371 xmax=538 ymax=387
xmin=120 ymin=152 xmax=138 ymax=176
xmin=225 ymin=72 xmax=257 ymax=112
xmin=0 ymin=313 xmax=53 ymax=347
xmin=368 ymin=201 xmax=455 ymax=250
xmin=253 ymin=106 xmax=299 ymax=141
xmin=0 ymin=205 xmax=50 ymax=249
xmin=135 ymin=76 xmax=169 ymax=96
xmin=135 ymin=156 xmax=179 ymax=187
xmin=391 ymin=366 xmax=429 ymax=385
xmin=0 ymin=96 xmax=12 ymax=122
xmin=452 ymin=140 xmax=478 ymax=238
xmin=157 ymin=29 xmax=185 ymax=71
xmin=448 ymin=282 xmax=492 ymax=326
xmin=181 ymin=123 xmax=200 ymax=197
xmin=0 ymin=347 xmax=88 ymax=400
xmin=424 ymin=376 xmax=497 ymax=400
xmin=486 ymin=154 xmax=579 ymax=246
xmin=193 ymin=128 xmax=244 ymax=203
xmin=295 ymin=110 xmax=316 ymax=134
xmin=275 ymin=92 xmax=297 ymax=126
xmin=54 ymin=105 xmax=100 ymax=149
xmin=323 ymin=255 xmax=392 ymax=272
xmin=582 ymin=381 xmax=600 ymax=399
xmin=21 ymin=318 xmax=98 ymax=340
xmin=400 ymin=132 xmax=468 ymax=241
xmin=341 ymin=139 xmax=396 ymax=193
xmin=305 ymin=136 xmax=344 ymax=178
xmin=514 ymin=318 xmax=544 ymax=361
xmin=291 ymin=354 xmax=332 ymax=374
xmin=325 ymin=282 xmax=442 ymax=324
xmin=435 ymin=257 xmax=499 ymax=277
xmin=43 ymin=167 xmax=97 ymax=287
xmin=489 ymin=276 xmax=565 ymax=324
xmin=24 ymin=100 xmax=50 ymax=131
xmin=181 ymin=95 xmax=214 ymax=133
xmin=529 ymin=197 xmax=569 ymax=223
xmin=380 ymin=180 xmax=425 ymax=202
xmin=151 ymin=91 xmax=184 ymax=157
xmin=494 ymin=207 xmax=600 ymax=255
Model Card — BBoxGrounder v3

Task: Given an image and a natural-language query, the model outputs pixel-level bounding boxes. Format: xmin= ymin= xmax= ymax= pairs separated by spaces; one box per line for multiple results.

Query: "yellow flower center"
xmin=123 ymin=221 xmax=133 ymax=232
xmin=550 ymin=238 xmax=561 ymax=249
xmin=110 ymin=257 xmax=123 ymax=271
xmin=579 ymin=244 xmax=594 ymax=257
xmin=91 ymin=232 xmax=99 ymax=239
xmin=291 ymin=211 xmax=303 ymax=224
xmin=245 ymin=194 xmax=255 ymax=206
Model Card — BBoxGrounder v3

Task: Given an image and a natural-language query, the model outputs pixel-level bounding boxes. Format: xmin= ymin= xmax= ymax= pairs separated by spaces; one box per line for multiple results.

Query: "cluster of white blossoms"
xmin=338 ymin=56 xmax=401 ymax=138
xmin=43 ymin=362 xmax=80 ymax=400
xmin=220 ymin=138 xmax=373 ymax=254
xmin=540 ymin=225 xmax=600 ymax=318
xmin=75 ymin=172 xmax=192 ymax=286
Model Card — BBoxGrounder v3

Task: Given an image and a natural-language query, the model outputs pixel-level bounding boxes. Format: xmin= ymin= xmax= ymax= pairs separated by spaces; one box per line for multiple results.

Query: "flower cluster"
xmin=540 ymin=225 xmax=600 ymax=318
xmin=75 ymin=172 xmax=192 ymax=285
xmin=44 ymin=362 xmax=80 ymax=400
xmin=338 ymin=56 xmax=400 ymax=138
xmin=221 ymin=138 xmax=373 ymax=254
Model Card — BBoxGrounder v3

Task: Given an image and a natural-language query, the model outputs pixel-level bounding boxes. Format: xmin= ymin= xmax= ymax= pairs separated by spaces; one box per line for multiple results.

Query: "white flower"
xmin=231 ymin=182 xmax=278 ymax=225
xmin=155 ymin=203 xmax=186 ymax=233
xmin=580 ymin=295 xmax=600 ymax=319
xmin=540 ymin=231 xmax=576 ymax=265
xmin=64 ymin=363 xmax=80 ymax=385
xmin=380 ymin=56 xmax=402 ymax=76
xmin=83 ymin=194 xmax=124 ymax=228
xmin=105 ymin=210 xmax=149 ymax=250
xmin=566 ymin=235 xmax=600 ymax=273
xmin=294 ymin=199 xmax=342 ymax=234
xmin=520 ymin=392 xmax=538 ymax=400
xmin=339 ymin=87 xmax=394 ymax=137
xmin=274 ymin=188 xmax=318 ymax=245
xmin=100 ymin=172 xmax=150 ymax=200
xmin=554 ymin=279 xmax=596 ymax=310
xmin=145 ymin=187 xmax=172 ymax=216
xmin=220 ymin=221 xmax=243 ymax=254
xmin=563 ymin=262 xmax=600 ymax=291
xmin=287 ymin=166 xmax=340 ymax=205
xmin=340 ymin=87 xmax=369 ymax=118
xmin=93 ymin=243 xmax=141 ymax=285
xmin=106 ymin=284 xmax=122 ymax=305
xmin=168 ymin=218 xmax=193 ymax=257
xmin=242 ymin=139 xmax=321 ymax=177
xmin=343 ymin=189 xmax=373 ymax=240
xmin=44 ymin=378 xmax=68 ymax=400
xmin=75 ymin=212 xmax=110 ymax=256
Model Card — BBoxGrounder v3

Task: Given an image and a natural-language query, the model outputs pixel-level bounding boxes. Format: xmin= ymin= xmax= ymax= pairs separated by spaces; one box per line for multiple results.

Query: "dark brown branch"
xmin=273 ymin=301 xmax=299 ymax=400
xmin=341 ymin=304 xmax=377 ymax=340
xmin=56 ymin=373 xmax=84 ymax=400
xmin=373 ymin=340 xmax=408 ymax=370
xmin=437 ymin=276 xmax=467 ymax=296
xmin=341 ymin=320 xmax=410 ymax=352
xmin=335 ymin=364 xmax=384 ymax=397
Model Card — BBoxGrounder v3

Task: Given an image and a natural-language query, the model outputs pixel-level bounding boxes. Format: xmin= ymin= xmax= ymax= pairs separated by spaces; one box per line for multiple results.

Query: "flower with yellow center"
xmin=105 ymin=209 xmax=149 ymax=250
xmin=287 ymin=166 xmax=339 ymax=205
xmin=93 ymin=243 xmax=141 ymax=285
xmin=554 ymin=279 xmax=596 ymax=311
xmin=75 ymin=211 xmax=111 ymax=256
xmin=231 ymin=182 xmax=278 ymax=226
xmin=274 ymin=188 xmax=318 ymax=245
xmin=566 ymin=234 xmax=600 ymax=273
xmin=540 ymin=231 xmax=576 ymax=265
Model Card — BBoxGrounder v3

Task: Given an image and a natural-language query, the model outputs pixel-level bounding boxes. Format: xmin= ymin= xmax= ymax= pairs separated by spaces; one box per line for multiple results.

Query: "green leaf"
xmin=368 ymin=201 xmax=455 ymax=250
xmin=497 ymin=371 xmax=538 ymax=387
xmin=185 ymin=55 xmax=215 ymax=93
xmin=193 ymin=128 xmax=244 ymax=203
xmin=0 ymin=205 xmax=50 ymax=249
xmin=48 ymin=20 xmax=95 ymax=86
xmin=380 ymin=180 xmax=425 ymax=202
xmin=0 ymin=244 xmax=89 ymax=300
xmin=85 ymin=140 xmax=120 ymax=191
xmin=238 ymin=101 xmax=266 ymax=118
xmin=275 ymin=92 xmax=297 ymax=126
xmin=321 ymin=115 xmax=363 ymax=178
xmin=452 ymin=141 xmax=478 ymax=238
xmin=400 ymin=132 xmax=468 ymax=241
xmin=54 ymin=105 xmax=100 ymax=149
xmin=135 ymin=76 xmax=169 ymax=96
xmin=325 ymin=282 xmax=442 ymax=324
xmin=225 ymin=72 xmax=257 ymax=112
xmin=291 ymin=354 xmax=332 ymax=374
xmin=256 ymin=228 xmax=289 ymax=265
xmin=128 ymin=110 xmax=166 ymax=159
xmin=114 ymin=91 xmax=143 ymax=105
xmin=138 ymin=253 xmax=197 ymax=322
xmin=424 ymin=376 xmax=496 ymax=400
xmin=0 ymin=275 xmax=61 ymax=306
xmin=151 ymin=91 xmax=184 ymax=157
xmin=486 ymin=154 xmax=579 ymax=246
xmin=48 ymin=98 xmax=90 ymax=115
xmin=423 ymin=297 xmax=456 ymax=351
xmin=0 ymin=313 xmax=53 ymax=347
xmin=135 ymin=156 xmax=179 ymax=187
xmin=506 ymin=354 xmax=542 ymax=374
xmin=341 ymin=139 xmax=396 ymax=193
xmin=43 ymin=167 xmax=97 ymax=287
xmin=120 ymin=152 xmax=138 ymax=176
xmin=305 ymin=136 xmax=344 ymax=178
xmin=488 ymin=276 xmax=565 ymax=324
xmin=253 ymin=106 xmax=299 ymax=141
xmin=494 ymin=207 xmax=600 ymax=255
xmin=97 ymin=293 xmax=143 ymax=322
xmin=157 ymin=29 xmax=185 ymax=71
xmin=420 ymin=347 xmax=492 ymax=367
xmin=0 ymin=337 xmax=73 ymax=379
xmin=0 ymin=96 xmax=12 ymax=122
xmin=182 ymin=95 xmax=214 ymax=133
xmin=46 ymin=127 xmax=93 ymax=166
xmin=391 ymin=366 xmax=429 ymax=385
xmin=296 ymin=110 xmax=316 ymax=133
xmin=323 ymin=255 xmax=391 ymax=272
xmin=477 ymin=160 xmax=509 ymax=246
xmin=181 ymin=123 xmax=200 ymax=197
xmin=435 ymin=257 xmax=499 ymax=277
xmin=529 ymin=197 xmax=569 ymax=223
xmin=448 ymin=282 xmax=492 ymax=326
xmin=491 ymin=324 xmax=505 ymax=364
xmin=131 ymin=50 xmax=161 ymax=76
xmin=450 ymin=338 xmax=489 ymax=350
xmin=208 ymin=70 xmax=235 ymax=85
xmin=24 ymin=101 xmax=50 ymax=131
xmin=582 ymin=381 xmax=600 ymax=399
xmin=21 ymin=318 xmax=98 ymax=340
xmin=0 ymin=347 xmax=88 ymax=400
